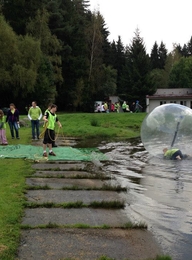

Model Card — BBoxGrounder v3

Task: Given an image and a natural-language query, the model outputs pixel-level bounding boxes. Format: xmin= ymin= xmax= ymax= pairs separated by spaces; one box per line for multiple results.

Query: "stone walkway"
xmin=16 ymin=138 xmax=161 ymax=260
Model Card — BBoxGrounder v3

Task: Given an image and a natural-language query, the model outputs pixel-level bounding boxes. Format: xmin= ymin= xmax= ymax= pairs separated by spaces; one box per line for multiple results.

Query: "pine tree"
xmin=121 ymin=28 xmax=154 ymax=106
xmin=26 ymin=8 xmax=63 ymax=104
xmin=150 ymin=41 xmax=159 ymax=69
xmin=158 ymin=41 xmax=167 ymax=69
xmin=187 ymin=36 xmax=192 ymax=56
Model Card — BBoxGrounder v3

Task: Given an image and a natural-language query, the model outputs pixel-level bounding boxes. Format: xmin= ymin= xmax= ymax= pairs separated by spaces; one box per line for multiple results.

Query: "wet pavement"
xmin=17 ymin=137 xmax=161 ymax=260
xmin=98 ymin=139 xmax=192 ymax=260
xmin=18 ymin=228 xmax=160 ymax=260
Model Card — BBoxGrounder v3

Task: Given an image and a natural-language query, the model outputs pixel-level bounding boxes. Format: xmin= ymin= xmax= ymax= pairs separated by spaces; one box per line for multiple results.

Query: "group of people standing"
xmin=0 ymin=101 xmax=62 ymax=157
xmin=95 ymin=102 xmax=121 ymax=113
xmin=0 ymin=103 xmax=20 ymax=145
xmin=95 ymin=100 xmax=143 ymax=113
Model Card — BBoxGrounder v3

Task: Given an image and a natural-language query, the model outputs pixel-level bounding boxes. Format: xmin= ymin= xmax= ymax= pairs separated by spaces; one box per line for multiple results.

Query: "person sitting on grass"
xmin=163 ymin=148 xmax=188 ymax=160
xmin=42 ymin=104 xmax=62 ymax=157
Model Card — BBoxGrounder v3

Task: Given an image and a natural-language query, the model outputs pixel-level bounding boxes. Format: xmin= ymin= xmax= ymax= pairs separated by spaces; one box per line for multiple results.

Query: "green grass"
xmin=26 ymin=183 xmax=127 ymax=192
xmin=21 ymin=222 xmax=148 ymax=230
xmin=6 ymin=112 xmax=146 ymax=142
xmin=26 ymin=184 xmax=51 ymax=190
xmin=0 ymin=159 xmax=33 ymax=260
xmin=89 ymin=200 xmax=125 ymax=209
xmin=57 ymin=112 xmax=146 ymax=139
xmin=123 ymin=221 xmax=147 ymax=229
xmin=24 ymin=200 xmax=125 ymax=209
xmin=59 ymin=184 xmax=127 ymax=192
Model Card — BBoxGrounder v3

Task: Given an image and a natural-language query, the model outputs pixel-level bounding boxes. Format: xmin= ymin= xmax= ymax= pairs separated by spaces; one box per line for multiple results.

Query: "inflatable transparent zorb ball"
xmin=141 ymin=104 xmax=192 ymax=157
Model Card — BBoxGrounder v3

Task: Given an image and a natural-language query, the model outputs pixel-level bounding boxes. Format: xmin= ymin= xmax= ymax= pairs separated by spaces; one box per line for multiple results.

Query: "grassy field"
xmin=58 ymin=112 xmax=146 ymax=139
xmin=0 ymin=112 xmax=148 ymax=259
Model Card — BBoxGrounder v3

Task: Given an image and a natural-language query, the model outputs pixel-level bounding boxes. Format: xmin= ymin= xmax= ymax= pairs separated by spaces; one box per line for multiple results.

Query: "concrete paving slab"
xmin=26 ymin=190 xmax=122 ymax=204
xmin=26 ymin=178 xmax=106 ymax=189
xmin=58 ymin=137 xmax=80 ymax=147
xmin=32 ymin=162 xmax=86 ymax=171
xmin=22 ymin=208 xmax=129 ymax=227
xmin=32 ymin=137 xmax=79 ymax=147
xmin=17 ymin=228 xmax=161 ymax=260
xmin=33 ymin=170 xmax=96 ymax=178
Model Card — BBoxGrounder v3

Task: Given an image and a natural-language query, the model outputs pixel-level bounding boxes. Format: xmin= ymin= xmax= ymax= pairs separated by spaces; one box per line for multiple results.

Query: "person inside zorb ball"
xmin=141 ymin=104 xmax=192 ymax=159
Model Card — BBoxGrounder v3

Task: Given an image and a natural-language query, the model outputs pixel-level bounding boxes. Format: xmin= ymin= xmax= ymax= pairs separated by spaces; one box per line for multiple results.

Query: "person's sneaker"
xmin=49 ymin=151 xmax=56 ymax=156
xmin=43 ymin=152 xmax=48 ymax=157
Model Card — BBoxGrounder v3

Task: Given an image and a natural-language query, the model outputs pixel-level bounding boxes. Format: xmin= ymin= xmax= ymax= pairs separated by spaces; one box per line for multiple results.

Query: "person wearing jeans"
xmin=6 ymin=103 xmax=20 ymax=139
xmin=28 ymin=101 xmax=42 ymax=140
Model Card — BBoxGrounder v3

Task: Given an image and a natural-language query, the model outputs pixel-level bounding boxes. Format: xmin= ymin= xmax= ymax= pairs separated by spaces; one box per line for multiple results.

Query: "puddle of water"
xmin=98 ymin=139 xmax=192 ymax=260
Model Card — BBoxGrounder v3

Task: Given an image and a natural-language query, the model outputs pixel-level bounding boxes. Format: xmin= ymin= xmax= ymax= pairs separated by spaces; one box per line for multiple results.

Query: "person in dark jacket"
xmin=6 ymin=103 xmax=20 ymax=139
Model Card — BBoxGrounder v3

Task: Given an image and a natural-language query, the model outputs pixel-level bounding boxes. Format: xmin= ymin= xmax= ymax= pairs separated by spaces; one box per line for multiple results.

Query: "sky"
xmin=89 ymin=0 xmax=192 ymax=54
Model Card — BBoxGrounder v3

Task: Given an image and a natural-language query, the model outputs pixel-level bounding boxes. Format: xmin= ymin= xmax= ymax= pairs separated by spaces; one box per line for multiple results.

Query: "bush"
xmin=90 ymin=118 xmax=100 ymax=127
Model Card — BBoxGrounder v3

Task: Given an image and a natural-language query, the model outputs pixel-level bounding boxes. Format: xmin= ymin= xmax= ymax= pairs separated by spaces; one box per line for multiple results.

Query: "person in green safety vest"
xmin=44 ymin=103 xmax=57 ymax=147
xmin=122 ymin=101 xmax=127 ymax=112
xmin=163 ymin=148 xmax=187 ymax=160
xmin=42 ymin=104 xmax=62 ymax=157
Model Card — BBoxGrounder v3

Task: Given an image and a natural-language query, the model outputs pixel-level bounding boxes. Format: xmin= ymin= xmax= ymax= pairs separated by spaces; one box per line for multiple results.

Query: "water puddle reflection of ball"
xmin=141 ymin=104 xmax=192 ymax=157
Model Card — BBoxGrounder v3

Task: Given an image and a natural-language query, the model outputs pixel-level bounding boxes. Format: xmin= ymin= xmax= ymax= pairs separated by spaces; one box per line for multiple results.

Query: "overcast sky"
xmin=89 ymin=0 xmax=192 ymax=54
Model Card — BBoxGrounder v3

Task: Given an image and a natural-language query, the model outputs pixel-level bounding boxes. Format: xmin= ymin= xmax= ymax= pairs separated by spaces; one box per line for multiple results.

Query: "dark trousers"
xmin=8 ymin=121 xmax=19 ymax=138
xmin=31 ymin=120 xmax=40 ymax=139
xmin=171 ymin=150 xmax=183 ymax=160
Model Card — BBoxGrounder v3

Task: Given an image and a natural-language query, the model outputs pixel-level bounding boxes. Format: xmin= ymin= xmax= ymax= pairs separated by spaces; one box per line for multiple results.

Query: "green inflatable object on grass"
xmin=0 ymin=145 xmax=108 ymax=161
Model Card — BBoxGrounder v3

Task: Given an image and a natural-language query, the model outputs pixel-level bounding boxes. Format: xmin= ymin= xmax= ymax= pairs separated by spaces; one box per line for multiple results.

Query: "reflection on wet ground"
xmin=96 ymin=139 xmax=192 ymax=260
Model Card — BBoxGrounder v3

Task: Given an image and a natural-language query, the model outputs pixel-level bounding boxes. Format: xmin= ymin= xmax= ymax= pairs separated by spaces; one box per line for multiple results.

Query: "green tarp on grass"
xmin=0 ymin=145 xmax=108 ymax=161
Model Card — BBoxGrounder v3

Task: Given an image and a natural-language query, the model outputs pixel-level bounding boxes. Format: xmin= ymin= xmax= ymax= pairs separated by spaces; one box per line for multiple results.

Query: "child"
xmin=42 ymin=104 xmax=62 ymax=157
xmin=43 ymin=103 xmax=57 ymax=147
xmin=163 ymin=148 xmax=187 ymax=160
xmin=0 ymin=109 xmax=8 ymax=145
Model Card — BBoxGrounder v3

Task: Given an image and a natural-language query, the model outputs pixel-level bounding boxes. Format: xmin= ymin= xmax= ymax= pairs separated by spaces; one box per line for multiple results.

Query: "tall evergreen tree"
xmin=158 ymin=41 xmax=167 ymax=69
xmin=116 ymin=36 xmax=126 ymax=89
xmin=26 ymin=8 xmax=63 ymax=104
xmin=181 ymin=44 xmax=188 ymax=57
xmin=120 ymin=28 xmax=155 ymax=106
xmin=85 ymin=11 xmax=117 ymax=108
xmin=150 ymin=41 xmax=159 ymax=69
xmin=187 ymin=36 xmax=192 ymax=56
xmin=43 ymin=0 xmax=90 ymax=110
xmin=109 ymin=36 xmax=125 ymax=95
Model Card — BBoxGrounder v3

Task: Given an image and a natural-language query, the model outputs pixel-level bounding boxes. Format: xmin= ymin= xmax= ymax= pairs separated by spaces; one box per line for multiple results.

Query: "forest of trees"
xmin=1 ymin=0 xmax=192 ymax=112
